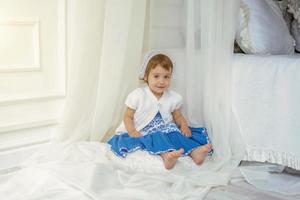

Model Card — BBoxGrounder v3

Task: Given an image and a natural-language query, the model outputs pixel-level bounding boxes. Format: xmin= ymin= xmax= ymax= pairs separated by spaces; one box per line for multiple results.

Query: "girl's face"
xmin=145 ymin=64 xmax=172 ymax=99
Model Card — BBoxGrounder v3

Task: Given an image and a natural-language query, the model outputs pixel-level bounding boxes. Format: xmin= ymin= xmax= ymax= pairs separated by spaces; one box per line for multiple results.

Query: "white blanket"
xmin=232 ymin=54 xmax=300 ymax=170
xmin=0 ymin=142 xmax=239 ymax=200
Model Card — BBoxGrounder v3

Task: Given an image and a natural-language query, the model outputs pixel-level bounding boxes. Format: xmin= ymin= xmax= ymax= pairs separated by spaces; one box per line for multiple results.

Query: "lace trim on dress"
xmin=140 ymin=112 xmax=180 ymax=135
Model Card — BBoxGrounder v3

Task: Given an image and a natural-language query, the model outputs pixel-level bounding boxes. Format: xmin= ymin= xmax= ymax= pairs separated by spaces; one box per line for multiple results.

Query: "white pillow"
xmin=291 ymin=20 xmax=300 ymax=52
xmin=236 ymin=0 xmax=295 ymax=55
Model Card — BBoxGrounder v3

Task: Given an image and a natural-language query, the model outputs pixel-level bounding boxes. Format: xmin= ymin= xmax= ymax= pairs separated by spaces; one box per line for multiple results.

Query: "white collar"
xmin=144 ymin=85 xmax=168 ymax=102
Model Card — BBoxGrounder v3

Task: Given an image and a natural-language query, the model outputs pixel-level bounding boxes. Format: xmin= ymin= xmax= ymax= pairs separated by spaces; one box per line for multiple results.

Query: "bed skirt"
xmin=243 ymin=147 xmax=300 ymax=170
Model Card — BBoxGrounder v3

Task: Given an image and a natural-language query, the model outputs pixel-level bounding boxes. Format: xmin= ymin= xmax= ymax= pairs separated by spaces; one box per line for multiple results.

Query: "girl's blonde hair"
xmin=142 ymin=54 xmax=173 ymax=82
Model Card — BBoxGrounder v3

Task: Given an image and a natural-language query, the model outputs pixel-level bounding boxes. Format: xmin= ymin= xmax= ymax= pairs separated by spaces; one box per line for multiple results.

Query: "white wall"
xmin=149 ymin=0 xmax=185 ymax=49
xmin=0 ymin=0 xmax=66 ymax=170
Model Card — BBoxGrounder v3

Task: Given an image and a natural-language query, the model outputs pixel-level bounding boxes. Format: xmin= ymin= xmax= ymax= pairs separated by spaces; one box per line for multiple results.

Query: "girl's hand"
xmin=181 ymin=126 xmax=192 ymax=137
xmin=129 ymin=130 xmax=143 ymax=138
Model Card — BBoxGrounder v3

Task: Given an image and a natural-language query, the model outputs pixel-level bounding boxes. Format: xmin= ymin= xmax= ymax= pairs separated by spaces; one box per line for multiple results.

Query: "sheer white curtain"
xmin=52 ymin=0 xmax=105 ymax=142
xmin=183 ymin=0 xmax=243 ymax=173
xmin=53 ymin=0 xmax=146 ymax=142
xmin=195 ymin=0 xmax=243 ymax=161
xmin=146 ymin=0 xmax=242 ymax=161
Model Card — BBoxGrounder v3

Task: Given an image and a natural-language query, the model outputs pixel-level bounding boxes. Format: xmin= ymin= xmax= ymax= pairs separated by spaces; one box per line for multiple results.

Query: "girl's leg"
xmin=160 ymin=148 xmax=184 ymax=170
xmin=189 ymin=144 xmax=212 ymax=165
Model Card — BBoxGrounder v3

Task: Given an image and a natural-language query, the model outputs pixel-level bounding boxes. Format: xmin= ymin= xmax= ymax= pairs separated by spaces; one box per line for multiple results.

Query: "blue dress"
xmin=108 ymin=112 xmax=213 ymax=157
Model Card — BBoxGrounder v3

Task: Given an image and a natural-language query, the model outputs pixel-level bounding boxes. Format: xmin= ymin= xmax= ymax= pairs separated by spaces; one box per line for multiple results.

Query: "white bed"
xmin=232 ymin=53 xmax=300 ymax=170
xmin=167 ymin=49 xmax=300 ymax=170
xmin=153 ymin=49 xmax=300 ymax=170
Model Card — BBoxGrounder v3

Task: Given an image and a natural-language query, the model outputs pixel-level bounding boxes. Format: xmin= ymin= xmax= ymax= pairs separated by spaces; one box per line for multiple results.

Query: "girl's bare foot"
xmin=190 ymin=144 xmax=212 ymax=165
xmin=161 ymin=148 xmax=184 ymax=170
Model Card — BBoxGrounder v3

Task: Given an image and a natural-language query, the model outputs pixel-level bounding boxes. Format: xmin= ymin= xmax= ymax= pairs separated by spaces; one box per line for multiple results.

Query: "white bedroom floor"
xmin=205 ymin=163 xmax=300 ymax=200
xmin=206 ymin=180 xmax=300 ymax=200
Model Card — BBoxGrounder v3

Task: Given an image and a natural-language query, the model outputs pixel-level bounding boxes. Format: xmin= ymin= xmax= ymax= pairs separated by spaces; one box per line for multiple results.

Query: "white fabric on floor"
xmin=2 ymin=143 xmax=300 ymax=200
xmin=0 ymin=142 xmax=239 ymax=200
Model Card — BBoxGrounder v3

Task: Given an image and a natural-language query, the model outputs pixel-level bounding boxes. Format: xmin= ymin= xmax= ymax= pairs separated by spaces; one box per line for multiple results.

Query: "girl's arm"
xmin=172 ymin=109 xmax=192 ymax=137
xmin=124 ymin=107 xmax=143 ymax=138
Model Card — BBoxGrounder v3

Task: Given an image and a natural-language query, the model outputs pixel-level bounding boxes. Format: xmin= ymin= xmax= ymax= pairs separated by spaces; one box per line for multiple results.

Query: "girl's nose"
xmin=159 ymin=79 xmax=165 ymax=84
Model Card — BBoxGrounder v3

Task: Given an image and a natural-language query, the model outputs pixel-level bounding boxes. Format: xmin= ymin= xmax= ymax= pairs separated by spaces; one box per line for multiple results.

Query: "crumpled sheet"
xmin=0 ymin=142 xmax=239 ymax=200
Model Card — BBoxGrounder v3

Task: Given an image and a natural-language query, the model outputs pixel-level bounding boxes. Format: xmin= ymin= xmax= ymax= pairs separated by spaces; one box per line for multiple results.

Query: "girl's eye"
xmin=164 ymin=75 xmax=170 ymax=79
xmin=154 ymin=75 xmax=159 ymax=78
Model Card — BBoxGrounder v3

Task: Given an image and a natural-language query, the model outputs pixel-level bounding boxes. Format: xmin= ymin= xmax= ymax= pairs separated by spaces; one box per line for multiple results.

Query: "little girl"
xmin=108 ymin=54 xmax=212 ymax=170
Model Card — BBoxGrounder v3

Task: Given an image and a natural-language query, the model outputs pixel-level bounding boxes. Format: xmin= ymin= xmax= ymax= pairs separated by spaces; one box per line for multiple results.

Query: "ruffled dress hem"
xmin=108 ymin=128 xmax=213 ymax=158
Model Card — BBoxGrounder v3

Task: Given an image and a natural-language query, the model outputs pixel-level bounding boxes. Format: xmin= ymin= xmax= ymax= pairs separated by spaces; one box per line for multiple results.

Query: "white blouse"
xmin=116 ymin=86 xmax=183 ymax=133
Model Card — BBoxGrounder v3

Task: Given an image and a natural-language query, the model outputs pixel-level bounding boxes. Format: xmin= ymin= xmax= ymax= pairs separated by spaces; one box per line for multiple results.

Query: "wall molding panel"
xmin=0 ymin=93 xmax=65 ymax=106
xmin=0 ymin=0 xmax=67 ymax=100
xmin=0 ymin=19 xmax=40 ymax=72
xmin=0 ymin=118 xmax=58 ymax=134
xmin=0 ymin=119 xmax=57 ymax=151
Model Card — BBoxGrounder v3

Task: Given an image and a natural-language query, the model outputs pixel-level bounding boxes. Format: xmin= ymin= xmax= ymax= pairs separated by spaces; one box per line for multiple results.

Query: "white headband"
xmin=139 ymin=50 xmax=177 ymax=79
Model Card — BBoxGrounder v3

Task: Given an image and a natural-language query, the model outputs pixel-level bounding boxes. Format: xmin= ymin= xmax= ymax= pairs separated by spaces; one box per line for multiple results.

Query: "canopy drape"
xmin=53 ymin=0 xmax=243 ymax=165
xmin=54 ymin=0 xmax=147 ymax=142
